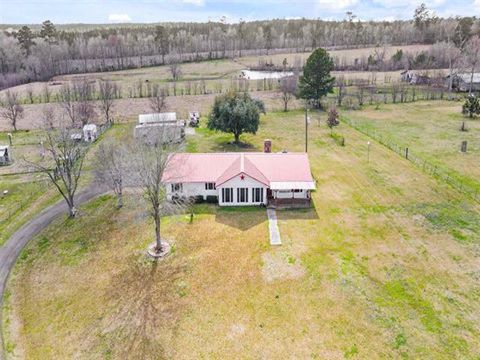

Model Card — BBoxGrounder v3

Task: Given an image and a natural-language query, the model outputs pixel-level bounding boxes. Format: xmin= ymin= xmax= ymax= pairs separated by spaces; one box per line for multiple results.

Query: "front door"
xmin=266 ymin=189 xmax=273 ymax=200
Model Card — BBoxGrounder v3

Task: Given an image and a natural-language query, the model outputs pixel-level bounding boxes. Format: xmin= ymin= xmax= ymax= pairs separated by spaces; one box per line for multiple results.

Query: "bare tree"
xmin=98 ymin=79 xmax=116 ymax=123
xmin=149 ymin=84 xmax=167 ymax=113
xmin=26 ymin=123 xmax=87 ymax=217
xmin=59 ymin=84 xmax=78 ymax=125
xmin=279 ymin=75 xmax=297 ymax=112
xmin=169 ymin=63 xmax=181 ymax=96
xmin=94 ymin=140 xmax=127 ymax=208
xmin=75 ymin=78 xmax=95 ymax=125
xmin=0 ymin=90 xmax=24 ymax=131
xmin=464 ymin=35 xmax=480 ymax=94
xmin=130 ymin=128 xmax=185 ymax=255
xmin=42 ymin=105 xmax=56 ymax=129
xmin=26 ymin=84 xmax=35 ymax=104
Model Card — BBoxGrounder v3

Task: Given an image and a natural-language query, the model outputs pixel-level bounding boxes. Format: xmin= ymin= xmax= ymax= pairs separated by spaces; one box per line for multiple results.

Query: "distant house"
xmin=0 ymin=145 xmax=12 ymax=165
xmin=162 ymin=141 xmax=316 ymax=208
xmin=445 ymin=73 xmax=480 ymax=92
xmin=83 ymin=124 xmax=98 ymax=142
xmin=134 ymin=112 xmax=185 ymax=144
xmin=400 ymin=70 xmax=430 ymax=85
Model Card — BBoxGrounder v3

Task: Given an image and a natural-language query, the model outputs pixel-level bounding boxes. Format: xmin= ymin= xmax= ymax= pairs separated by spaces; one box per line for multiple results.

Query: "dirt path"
xmin=0 ymin=186 xmax=105 ymax=359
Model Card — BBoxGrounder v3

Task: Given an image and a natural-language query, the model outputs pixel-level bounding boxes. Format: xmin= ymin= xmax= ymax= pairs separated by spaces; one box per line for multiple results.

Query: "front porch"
xmin=267 ymin=197 xmax=312 ymax=209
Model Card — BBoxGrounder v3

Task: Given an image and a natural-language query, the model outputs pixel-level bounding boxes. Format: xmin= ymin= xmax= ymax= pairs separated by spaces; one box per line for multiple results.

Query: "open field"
xmin=4 ymin=110 xmax=480 ymax=358
xmin=0 ymin=44 xmax=434 ymax=105
xmin=343 ymin=101 xmax=480 ymax=193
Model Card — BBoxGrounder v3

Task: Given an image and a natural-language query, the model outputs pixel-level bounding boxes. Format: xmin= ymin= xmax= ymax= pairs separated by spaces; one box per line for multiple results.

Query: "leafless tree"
xmin=75 ymin=78 xmax=95 ymax=125
xmin=0 ymin=90 xmax=24 ymax=131
xmin=59 ymin=84 xmax=78 ymax=125
xmin=279 ymin=75 xmax=297 ymax=112
xmin=42 ymin=83 xmax=51 ymax=103
xmin=149 ymin=84 xmax=167 ymax=113
xmin=98 ymin=79 xmax=116 ymax=123
xmin=129 ymin=128 xmax=185 ymax=255
xmin=42 ymin=105 xmax=56 ymax=129
xmin=25 ymin=123 xmax=87 ymax=217
xmin=26 ymin=84 xmax=35 ymax=104
xmin=94 ymin=140 xmax=127 ymax=208
xmin=463 ymin=35 xmax=480 ymax=94
xmin=169 ymin=63 xmax=181 ymax=82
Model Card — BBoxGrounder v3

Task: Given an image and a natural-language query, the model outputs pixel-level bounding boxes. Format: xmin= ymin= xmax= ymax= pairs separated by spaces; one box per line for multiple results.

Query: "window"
xmin=205 ymin=182 xmax=216 ymax=190
xmin=293 ymin=189 xmax=302 ymax=193
xmin=171 ymin=183 xmax=183 ymax=192
xmin=252 ymin=188 xmax=264 ymax=203
xmin=222 ymin=188 xmax=233 ymax=203
xmin=237 ymin=188 xmax=248 ymax=203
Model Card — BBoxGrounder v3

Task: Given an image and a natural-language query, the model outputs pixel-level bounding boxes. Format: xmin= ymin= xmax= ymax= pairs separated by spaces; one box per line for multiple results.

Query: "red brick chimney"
xmin=264 ymin=139 xmax=272 ymax=153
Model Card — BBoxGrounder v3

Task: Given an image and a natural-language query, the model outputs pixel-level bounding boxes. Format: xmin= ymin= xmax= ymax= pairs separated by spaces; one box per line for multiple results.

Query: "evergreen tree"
xmin=40 ymin=20 xmax=57 ymax=44
xmin=298 ymin=48 xmax=335 ymax=108
xmin=16 ymin=26 xmax=35 ymax=55
xmin=462 ymin=95 xmax=480 ymax=118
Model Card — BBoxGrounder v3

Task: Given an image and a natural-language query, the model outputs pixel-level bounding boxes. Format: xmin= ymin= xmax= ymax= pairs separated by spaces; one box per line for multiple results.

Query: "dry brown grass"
xmin=4 ymin=109 xmax=480 ymax=358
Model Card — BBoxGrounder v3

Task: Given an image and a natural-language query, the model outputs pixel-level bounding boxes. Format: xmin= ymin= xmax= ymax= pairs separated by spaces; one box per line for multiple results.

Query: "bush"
xmin=206 ymin=195 xmax=218 ymax=204
xmin=194 ymin=195 xmax=204 ymax=203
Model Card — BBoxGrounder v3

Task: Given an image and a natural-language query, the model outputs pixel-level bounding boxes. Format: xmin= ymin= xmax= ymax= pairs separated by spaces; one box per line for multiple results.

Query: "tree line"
xmin=1 ymin=8 xmax=479 ymax=89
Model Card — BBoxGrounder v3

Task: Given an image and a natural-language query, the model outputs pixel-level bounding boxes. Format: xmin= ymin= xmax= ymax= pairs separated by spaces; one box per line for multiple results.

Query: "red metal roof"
xmin=163 ymin=152 xmax=314 ymax=186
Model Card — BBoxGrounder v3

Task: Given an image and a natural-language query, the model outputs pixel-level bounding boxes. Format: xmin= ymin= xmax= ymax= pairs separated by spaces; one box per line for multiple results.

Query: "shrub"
xmin=194 ymin=195 xmax=204 ymax=203
xmin=206 ymin=195 xmax=218 ymax=204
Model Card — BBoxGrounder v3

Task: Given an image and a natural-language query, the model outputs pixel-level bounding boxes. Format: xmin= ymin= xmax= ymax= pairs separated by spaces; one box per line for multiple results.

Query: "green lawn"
xmin=4 ymin=109 xmax=480 ymax=358
xmin=343 ymin=101 xmax=480 ymax=193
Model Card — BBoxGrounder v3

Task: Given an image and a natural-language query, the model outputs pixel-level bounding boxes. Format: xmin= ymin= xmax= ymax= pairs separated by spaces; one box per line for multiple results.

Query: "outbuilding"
xmin=83 ymin=124 xmax=98 ymax=142
xmin=0 ymin=145 xmax=12 ymax=165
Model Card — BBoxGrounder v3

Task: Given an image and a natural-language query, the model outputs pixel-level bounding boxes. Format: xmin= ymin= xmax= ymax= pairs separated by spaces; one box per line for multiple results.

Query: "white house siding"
xmin=217 ymin=174 xmax=267 ymax=206
xmin=166 ymin=182 xmax=217 ymax=200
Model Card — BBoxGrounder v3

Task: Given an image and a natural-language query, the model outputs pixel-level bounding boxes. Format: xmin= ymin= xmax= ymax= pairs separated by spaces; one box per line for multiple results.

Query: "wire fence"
xmin=342 ymin=116 xmax=480 ymax=204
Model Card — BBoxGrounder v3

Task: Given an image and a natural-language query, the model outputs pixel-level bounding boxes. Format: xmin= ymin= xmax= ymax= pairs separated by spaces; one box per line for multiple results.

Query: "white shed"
xmin=0 ymin=145 xmax=12 ymax=165
xmin=83 ymin=124 xmax=98 ymax=142
xmin=139 ymin=112 xmax=177 ymax=125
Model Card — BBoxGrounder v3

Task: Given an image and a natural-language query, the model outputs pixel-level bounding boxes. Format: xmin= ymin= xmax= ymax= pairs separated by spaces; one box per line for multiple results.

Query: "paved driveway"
xmin=0 ymin=186 xmax=105 ymax=359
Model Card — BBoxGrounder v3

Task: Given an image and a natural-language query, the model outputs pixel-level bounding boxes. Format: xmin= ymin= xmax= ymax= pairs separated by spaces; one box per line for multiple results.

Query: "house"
xmin=445 ymin=73 xmax=480 ymax=92
xmin=0 ymin=145 xmax=11 ymax=165
xmin=162 ymin=141 xmax=316 ymax=208
xmin=83 ymin=124 xmax=98 ymax=142
xmin=134 ymin=112 xmax=185 ymax=144
xmin=400 ymin=70 xmax=430 ymax=85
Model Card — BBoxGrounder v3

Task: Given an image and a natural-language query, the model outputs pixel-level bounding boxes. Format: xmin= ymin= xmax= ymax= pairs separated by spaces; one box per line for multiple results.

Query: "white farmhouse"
xmin=162 ymin=144 xmax=315 ymax=208
xmin=83 ymin=124 xmax=98 ymax=142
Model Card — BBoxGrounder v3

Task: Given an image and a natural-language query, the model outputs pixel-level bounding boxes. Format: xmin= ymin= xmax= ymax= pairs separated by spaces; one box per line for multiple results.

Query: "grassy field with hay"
xmin=343 ymin=101 xmax=480 ymax=193
xmin=3 ymin=109 xmax=480 ymax=359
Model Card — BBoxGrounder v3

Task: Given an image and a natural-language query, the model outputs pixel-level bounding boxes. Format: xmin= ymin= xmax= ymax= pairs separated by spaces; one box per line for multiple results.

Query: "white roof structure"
xmin=83 ymin=124 xmax=97 ymax=131
xmin=139 ymin=112 xmax=177 ymax=125
xmin=270 ymin=181 xmax=316 ymax=190
xmin=455 ymin=73 xmax=480 ymax=83
xmin=0 ymin=145 xmax=9 ymax=156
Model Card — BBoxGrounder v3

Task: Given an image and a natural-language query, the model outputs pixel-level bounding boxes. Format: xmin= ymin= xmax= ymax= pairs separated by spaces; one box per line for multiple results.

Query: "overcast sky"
xmin=0 ymin=0 xmax=479 ymax=24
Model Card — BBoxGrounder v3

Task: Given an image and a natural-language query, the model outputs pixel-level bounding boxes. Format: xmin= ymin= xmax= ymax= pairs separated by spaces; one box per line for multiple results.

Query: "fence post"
xmin=405 ymin=147 xmax=409 ymax=159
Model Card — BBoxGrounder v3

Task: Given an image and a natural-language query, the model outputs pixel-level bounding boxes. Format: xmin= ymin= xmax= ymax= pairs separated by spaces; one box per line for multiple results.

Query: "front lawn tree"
xmin=279 ymin=75 xmax=297 ymax=112
xmin=27 ymin=124 xmax=87 ymax=218
xmin=208 ymin=91 xmax=265 ymax=144
xmin=462 ymin=95 xmax=480 ymax=118
xmin=94 ymin=140 xmax=127 ymax=208
xmin=98 ymin=79 xmax=117 ymax=124
xmin=298 ymin=48 xmax=335 ymax=108
xmin=130 ymin=128 xmax=185 ymax=256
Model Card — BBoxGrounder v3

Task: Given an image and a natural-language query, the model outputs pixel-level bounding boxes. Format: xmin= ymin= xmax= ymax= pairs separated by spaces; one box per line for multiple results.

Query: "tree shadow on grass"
xmin=210 ymin=139 xmax=258 ymax=153
xmin=89 ymin=256 xmax=188 ymax=359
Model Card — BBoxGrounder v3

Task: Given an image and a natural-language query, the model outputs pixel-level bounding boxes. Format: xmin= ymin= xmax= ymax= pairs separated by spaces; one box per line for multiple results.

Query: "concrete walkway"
xmin=0 ymin=186 xmax=105 ymax=360
xmin=267 ymin=208 xmax=282 ymax=246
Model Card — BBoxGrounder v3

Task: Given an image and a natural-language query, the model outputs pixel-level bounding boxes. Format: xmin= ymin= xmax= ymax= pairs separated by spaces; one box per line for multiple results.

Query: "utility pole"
xmin=367 ymin=141 xmax=371 ymax=163
xmin=305 ymin=105 xmax=309 ymax=153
